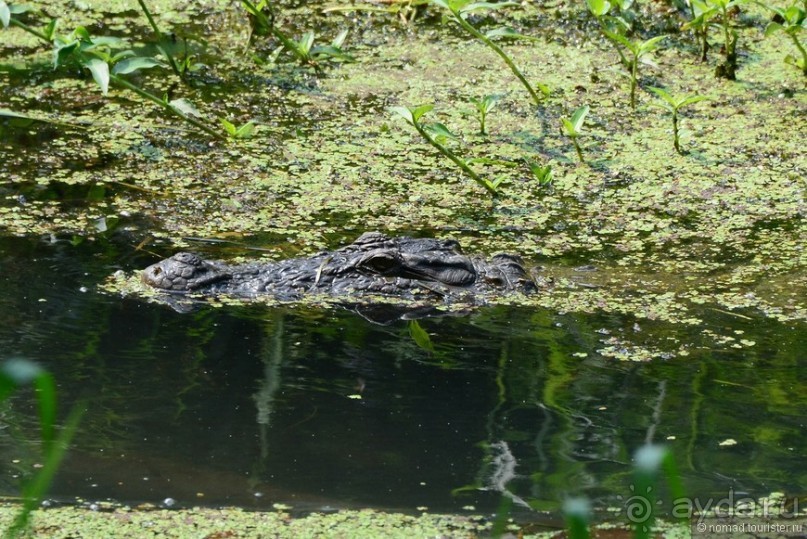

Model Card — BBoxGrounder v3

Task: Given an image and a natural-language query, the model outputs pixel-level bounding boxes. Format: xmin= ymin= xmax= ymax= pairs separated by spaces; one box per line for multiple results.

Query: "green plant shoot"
xmin=585 ymin=0 xmax=634 ymax=67
xmin=685 ymin=0 xmax=746 ymax=78
xmin=470 ymin=95 xmax=500 ymax=135
xmin=561 ymin=105 xmax=590 ymax=162
xmin=526 ymin=159 xmax=554 ymax=188
xmin=605 ymin=32 xmax=666 ymax=108
xmin=221 ymin=119 xmax=257 ymax=139
xmin=390 ymin=104 xmax=500 ymax=195
xmin=762 ymin=1 xmax=807 ymax=75
xmin=649 ymin=87 xmax=708 ymax=154
xmin=430 ymin=0 xmax=549 ymax=107
xmin=242 ymin=0 xmax=353 ymax=65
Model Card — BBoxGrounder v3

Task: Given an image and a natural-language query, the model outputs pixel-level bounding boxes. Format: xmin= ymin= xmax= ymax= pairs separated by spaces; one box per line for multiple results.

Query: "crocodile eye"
xmin=362 ymin=253 xmax=398 ymax=274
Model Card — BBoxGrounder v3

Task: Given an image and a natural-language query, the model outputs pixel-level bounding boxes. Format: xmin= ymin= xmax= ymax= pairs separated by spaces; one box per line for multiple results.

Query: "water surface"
xmin=0 ymin=235 xmax=804 ymax=522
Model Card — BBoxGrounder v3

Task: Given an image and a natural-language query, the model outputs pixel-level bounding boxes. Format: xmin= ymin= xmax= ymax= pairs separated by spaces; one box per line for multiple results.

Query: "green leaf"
xmin=53 ymin=39 xmax=79 ymax=68
xmin=73 ymin=25 xmax=91 ymax=42
xmin=170 ymin=98 xmax=203 ymax=118
xmin=677 ymin=94 xmax=709 ymax=108
xmin=408 ymin=320 xmax=434 ymax=353
xmin=783 ymin=5 xmax=805 ymax=25
xmin=43 ymin=18 xmax=57 ymax=40
xmin=410 ymin=103 xmax=434 ymax=123
xmin=648 ymin=86 xmax=676 ymax=107
xmin=561 ymin=117 xmax=577 ymax=137
xmin=298 ymin=31 xmax=315 ymax=54
xmin=8 ymin=3 xmax=33 ymax=15
xmin=220 ymin=118 xmax=237 ymax=136
xmin=764 ymin=21 xmax=784 ymax=36
xmin=570 ymin=105 xmax=590 ymax=132
xmin=535 ymin=82 xmax=551 ymax=96
xmin=527 ymin=160 xmax=553 ymax=185
xmin=0 ymin=2 xmax=10 ymax=28
xmin=0 ymin=108 xmax=35 ymax=123
xmin=83 ymin=57 xmax=109 ymax=95
xmin=430 ymin=0 xmax=452 ymax=10
xmin=459 ymin=1 xmax=519 ymax=14
xmin=112 ymin=56 xmax=164 ymax=75
xmin=331 ymin=28 xmax=349 ymax=48
xmin=310 ymin=45 xmax=355 ymax=62
xmin=86 ymin=35 xmax=127 ymax=49
xmin=234 ymin=121 xmax=256 ymax=139
xmin=638 ymin=35 xmax=666 ymax=55
xmin=110 ymin=49 xmax=135 ymax=63
xmin=605 ymin=29 xmax=633 ymax=50
xmin=484 ymin=27 xmax=535 ymax=40
xmin=425 ymin=122 xmax=458 ymax=140
xmin=586 ymin=0 xmax=611 ymax=17
xmin=472 ymin=94 xmax=500 ymax=113
xmin=389 ymin=106 xmax=415 ymax=125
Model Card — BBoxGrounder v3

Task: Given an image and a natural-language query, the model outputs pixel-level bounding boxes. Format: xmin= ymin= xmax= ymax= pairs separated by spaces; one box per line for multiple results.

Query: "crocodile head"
xmin=141 ymin=252 xmax=230 ymax=292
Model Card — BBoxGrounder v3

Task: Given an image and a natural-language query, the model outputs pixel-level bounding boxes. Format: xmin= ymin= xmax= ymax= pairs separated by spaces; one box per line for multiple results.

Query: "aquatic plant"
xmin=603 ymin=31 xmax=666 ymax=108
xmin=526 ymin=159 xmax=554 ymax=188
xmin=563 ymin=498 xmax=592 ymax=539
xmin=470 ymin=94 xmax=500 ymax=135
xmin=684 ymin=0 xmax=746 ymax=79
xmin=649 ymin=88 xmax=708 ymax=154
xmin=560 ymin=105 xmax=590 ymax=163
xmin=323 ymin=0 xmax=430 ymax=24
xmin=0 ymin=359 xmax=83 ymax=538
xmin=585 ymin=0 xmax=635 ymax=68
xmin=1 ymin=7 xmax=246 ymax=141
xmin=241 ymin=0 xmax=353 ymax=65
xmin=563 ymin=445 xmax=687 ymax=539
xmin=429 ymin=0 xmax=549 ymax=107
xmin=760 ymin=0 xmax=807 ymax=75
xmin=390 ymin=104 xmax=501 ymax=195
xmin=136 ymin=0 xmax=184 ymax=80
xmin=683 ymin=0 xmax=713 ymax=60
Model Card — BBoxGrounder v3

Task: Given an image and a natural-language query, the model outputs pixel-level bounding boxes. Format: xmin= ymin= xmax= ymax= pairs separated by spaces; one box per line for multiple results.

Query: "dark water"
xmin=0 ymin=235 xmax=805 ymax=521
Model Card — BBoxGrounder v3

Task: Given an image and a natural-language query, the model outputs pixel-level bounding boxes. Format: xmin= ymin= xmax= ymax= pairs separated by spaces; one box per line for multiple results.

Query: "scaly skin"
xmin=142 ymin=232 xmax=536 ymax=301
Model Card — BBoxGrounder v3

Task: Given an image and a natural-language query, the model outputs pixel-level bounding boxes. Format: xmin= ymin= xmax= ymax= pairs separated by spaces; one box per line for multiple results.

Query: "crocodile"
xmin=142 ymin=232 xmax=536 ymax=304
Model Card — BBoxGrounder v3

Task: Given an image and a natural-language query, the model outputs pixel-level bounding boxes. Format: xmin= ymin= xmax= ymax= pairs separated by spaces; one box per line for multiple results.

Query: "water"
xmin=0 ymin=234 xmax=804 ymax=522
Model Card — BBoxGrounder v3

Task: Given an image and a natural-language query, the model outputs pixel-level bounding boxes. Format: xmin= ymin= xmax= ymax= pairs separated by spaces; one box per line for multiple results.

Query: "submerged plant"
xmin=430 ymin=0 xmax=549 ymax=107
xmin=560 ymin=105 xmax=590 ymax=163
xmin=604 ymin=32 xmax=666 ymax=108
xmin=649 ymin=88 xmax=708 ymax=154
xmin=761 ymin=1 xmax=807 ymax=75
xmin=470 ymin=94 xmax=500 ymax=135
xmin=390 ymin=104 xmax=501 ymax=195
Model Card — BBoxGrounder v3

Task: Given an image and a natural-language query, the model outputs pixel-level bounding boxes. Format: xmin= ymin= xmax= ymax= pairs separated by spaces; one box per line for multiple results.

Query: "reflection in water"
xmin=0 ymin=236 xmax=805 ymax=520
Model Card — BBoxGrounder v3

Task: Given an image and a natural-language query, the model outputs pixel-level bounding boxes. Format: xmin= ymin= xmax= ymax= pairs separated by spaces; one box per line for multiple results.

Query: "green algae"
xmin=2 ymin=0 xmax=805 ymax=340
xmin=0 ymin=502 xmax=501 ymax=538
